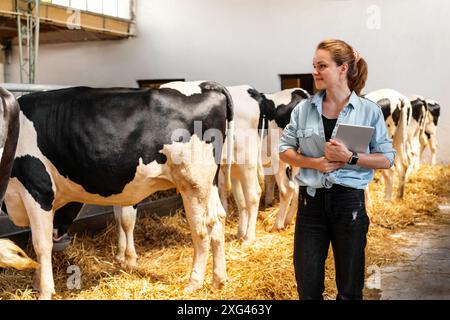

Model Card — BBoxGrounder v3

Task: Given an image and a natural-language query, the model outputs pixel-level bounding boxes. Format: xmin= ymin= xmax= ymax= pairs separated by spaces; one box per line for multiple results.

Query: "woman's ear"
xmin=339 ymin=63 xmax=349 ymax=81
xmin=340 ymin=63 xmax=349 ymax=75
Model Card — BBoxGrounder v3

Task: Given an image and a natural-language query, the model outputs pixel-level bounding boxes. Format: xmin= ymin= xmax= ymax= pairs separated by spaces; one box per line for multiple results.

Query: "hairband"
xmin=353 ymin=49 xmax=361 ymax=62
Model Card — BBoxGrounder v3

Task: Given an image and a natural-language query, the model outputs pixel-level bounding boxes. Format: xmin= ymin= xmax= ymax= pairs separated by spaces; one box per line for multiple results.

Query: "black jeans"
xmin=294 ymin=185 xmax=370 ymax=300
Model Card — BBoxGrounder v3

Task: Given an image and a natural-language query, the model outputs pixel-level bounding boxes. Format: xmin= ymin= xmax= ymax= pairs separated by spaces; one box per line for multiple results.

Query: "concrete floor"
xmin=366 ymin=203 xmax=450 ymax=300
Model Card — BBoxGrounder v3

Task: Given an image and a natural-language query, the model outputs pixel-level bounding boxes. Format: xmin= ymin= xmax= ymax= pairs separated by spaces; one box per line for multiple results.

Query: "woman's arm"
xmin=324 ymin=139 xmax=391 ymax=169
xmin=280 ymin=149 xmax=346 ymax=173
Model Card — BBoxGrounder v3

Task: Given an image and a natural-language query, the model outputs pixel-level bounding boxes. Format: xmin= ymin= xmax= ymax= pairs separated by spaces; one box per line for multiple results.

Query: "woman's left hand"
xmin=324 ymin=139 xmax=352 ymax=163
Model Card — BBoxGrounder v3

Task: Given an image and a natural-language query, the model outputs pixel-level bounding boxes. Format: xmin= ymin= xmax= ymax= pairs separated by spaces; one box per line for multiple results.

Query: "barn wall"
xmin=9 ymin=0 xmax=450 ymax=163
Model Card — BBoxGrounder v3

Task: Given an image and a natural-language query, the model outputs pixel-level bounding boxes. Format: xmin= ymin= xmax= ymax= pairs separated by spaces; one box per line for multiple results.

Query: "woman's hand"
xmin=314 ymin=156 xmax=346 ymax=173
xmin=324 ymin=139 xmax=352 ymax=163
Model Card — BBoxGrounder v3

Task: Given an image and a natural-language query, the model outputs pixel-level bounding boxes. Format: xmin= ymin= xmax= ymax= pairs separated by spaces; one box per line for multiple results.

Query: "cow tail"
xmin=0 ymin=88 xmax=20 ymax=206
xmin=200 ymin=82 xmax=234 ymax=191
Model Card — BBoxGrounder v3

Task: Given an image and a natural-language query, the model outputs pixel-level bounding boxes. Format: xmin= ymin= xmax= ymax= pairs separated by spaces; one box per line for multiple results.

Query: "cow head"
xmin=0 ymin=239 xmax=39 ymax=270
xmin=0 ymin=88 xmax=20 ymax=206
xmin=248 ymin=88 xmax=310 ymax=129
xmin=273 ymin=89 xmax=310 ymax=129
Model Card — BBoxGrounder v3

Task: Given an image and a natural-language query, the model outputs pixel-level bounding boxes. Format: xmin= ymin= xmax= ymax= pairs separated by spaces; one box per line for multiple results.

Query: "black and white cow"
xmin=247 ymin=87 xmax=310 ymax=231
xmin=111 ymin=86 xmax=309 ymax=245
xmin=364 ymin=89 xmax=414 ymax=200
xmin=0 ymin=88 xmax=20 ymax=208
xmin=408 ymin=95 xmax=429 ymax=171
xmin=4 ymin=81 xmax=234 ymax=299
xmin=409 ymin=96 xmax=441 ymax=165
xmin=0 ymin=88 xmax=35 ymax=271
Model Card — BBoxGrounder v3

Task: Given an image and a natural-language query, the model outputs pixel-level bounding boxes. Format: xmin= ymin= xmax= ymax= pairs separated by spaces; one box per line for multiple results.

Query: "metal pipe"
xmin=0 ymin=83 xmax=74 ymax=92
xmin=34 ymin=0 xmax=40 ymax=84
xmin=16 ymin=1 xmax=24 ymax=84
xmin=27 ymin=14 xmax=31 ymax=82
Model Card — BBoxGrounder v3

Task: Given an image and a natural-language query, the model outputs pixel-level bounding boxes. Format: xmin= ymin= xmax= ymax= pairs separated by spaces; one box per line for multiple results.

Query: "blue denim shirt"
xmin=279 ymin=90 xmax=396 ymax=197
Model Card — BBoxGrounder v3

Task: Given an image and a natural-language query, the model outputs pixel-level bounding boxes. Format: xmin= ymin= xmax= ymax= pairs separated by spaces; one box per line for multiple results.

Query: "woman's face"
xmin=312 ymin=49 xmax=347 ymax=91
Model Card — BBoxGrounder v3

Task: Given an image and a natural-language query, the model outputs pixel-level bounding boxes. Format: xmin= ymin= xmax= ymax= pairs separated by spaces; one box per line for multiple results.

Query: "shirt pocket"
xmin=297 ymin=128 xmax=323 ymax=156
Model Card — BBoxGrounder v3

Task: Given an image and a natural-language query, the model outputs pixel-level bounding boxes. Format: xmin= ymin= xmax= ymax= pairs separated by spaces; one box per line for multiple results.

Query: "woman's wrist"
xmin=346 ymin=150 xmax=353 ymax=163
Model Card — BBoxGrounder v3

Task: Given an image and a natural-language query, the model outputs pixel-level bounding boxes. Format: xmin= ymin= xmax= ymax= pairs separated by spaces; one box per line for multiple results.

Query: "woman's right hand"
xmin=314 ymin=157 xmax=346 ymax=173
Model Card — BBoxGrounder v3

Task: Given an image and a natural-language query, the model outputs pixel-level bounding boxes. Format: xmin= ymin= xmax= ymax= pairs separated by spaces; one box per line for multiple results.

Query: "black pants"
xmin=294 ymin=185 xmax=370 ymax=300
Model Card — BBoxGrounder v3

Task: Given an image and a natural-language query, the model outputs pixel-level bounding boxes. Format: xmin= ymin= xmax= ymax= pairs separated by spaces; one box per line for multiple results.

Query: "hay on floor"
xmin=0 ymin=164 xmax=448 ymax=300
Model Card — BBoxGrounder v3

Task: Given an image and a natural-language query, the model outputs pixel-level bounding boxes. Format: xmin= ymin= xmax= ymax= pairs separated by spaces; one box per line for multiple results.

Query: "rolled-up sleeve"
xmin=279 ymin=103 xmax=301 ymax=153
xmin=369 ymin=108 xmax=396 ymax=167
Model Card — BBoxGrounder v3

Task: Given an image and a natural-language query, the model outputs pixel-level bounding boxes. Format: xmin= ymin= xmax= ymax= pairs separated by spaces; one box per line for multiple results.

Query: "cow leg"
xmin=430 ymin=137 xmax=437 ymax=165
xmin=231 ymin=178 xmax=248 ymax=241
xmin=113 ymin=206 xmax=138 ymax=268
xmin=218 ymin=167 xmax=229 ymax=214
xmin=272 ymin=165 xmax=294 ymax=231
xmin=23 ymin=196 xmax=55 ymax=300
xmin=383 ymin=168 xmax=394 ymax=201
xmin=395 ymin=161 xmax=410 ymax=199
xmin=180 ymin=192 xmax=211 ymax=292
xmin=238 ymin=164 xmax=261 ymax=243
xmin=284 ymin=167 xmax=300 ymax=227
xmin=284 ymin=184 xmax=298 ymax=227
xmin=365 ymin=185 xmax=373 ymax=208
xmin=209 ymin=187 xmax=227 ymax=289
xmin=161 ymin=136 xmax=224 ymax=292
xmin=264 ymin=175 xmax=276 ymax=207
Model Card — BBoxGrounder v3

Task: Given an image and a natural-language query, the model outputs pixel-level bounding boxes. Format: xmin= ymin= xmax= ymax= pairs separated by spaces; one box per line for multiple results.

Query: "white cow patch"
xmin=160 ymin=81 xmax=205 ymax=96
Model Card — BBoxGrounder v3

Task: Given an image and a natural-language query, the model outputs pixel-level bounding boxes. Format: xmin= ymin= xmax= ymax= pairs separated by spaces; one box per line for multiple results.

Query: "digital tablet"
xmin=334 ymin=123 xmax=374 ymax=153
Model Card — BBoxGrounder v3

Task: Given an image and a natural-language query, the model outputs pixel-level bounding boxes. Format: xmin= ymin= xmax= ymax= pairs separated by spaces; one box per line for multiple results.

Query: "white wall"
xmin=9 ymin=0 xmax=450 ymax=163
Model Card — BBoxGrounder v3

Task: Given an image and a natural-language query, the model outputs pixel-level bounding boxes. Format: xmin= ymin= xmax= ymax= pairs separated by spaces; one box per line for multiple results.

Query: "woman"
xmin=279 ymin=39 xmax=396 ymax=300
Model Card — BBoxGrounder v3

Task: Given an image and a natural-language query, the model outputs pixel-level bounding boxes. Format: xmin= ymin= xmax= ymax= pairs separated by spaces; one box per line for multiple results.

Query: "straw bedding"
xmin=0 ymin=164 xmax=448 ymax=300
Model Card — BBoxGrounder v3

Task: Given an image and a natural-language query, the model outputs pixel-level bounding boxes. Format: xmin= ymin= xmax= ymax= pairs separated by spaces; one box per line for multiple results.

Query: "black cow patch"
xmin=411 ymin=98 xmax=425 ymax=123
xmin=285 ymin=166 xmax=292 ymax=180
xmin=53 ymin=202 xmax=83 ymax=236
xmin=17 ymin=85 xmax=230 ymax=200
xmin=377 ymin=98 xmax=391 ymax=120
xmin=274 ymin=91 xmax=308 ymax=129
xmin=392 ymin=106 xmax=401 ymax=127
xmin=248 ymin=88 xmax=309 ymax=131
xmin=427 ymin=102 xmax=441 ymax=126
xmin=11 ymin=155 xmax=54 ymax=211
xmin=247 ymin=88 xmax=275 ymax=134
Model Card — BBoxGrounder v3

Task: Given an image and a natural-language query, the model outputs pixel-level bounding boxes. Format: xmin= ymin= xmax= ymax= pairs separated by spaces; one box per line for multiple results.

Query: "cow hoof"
xmin=211 ymin=277 xmax=227 ymax=291
xmin=270 ymin=225 xmax=284 ymax=233
xmin=184 ymin=281 xmax=203 ymax=293
xmin=38 ymin=289 xmax=55 ymax=300
xmin=240 ymin=238 xmax=254 ymax=246
xmin=115 ymin=254 xmax=126 ymax=265
xmin=124 ymin=256 xmax=138 ymax=269
xmin=38 ymin=293 xmax=53 ymax=300
xmin=33 ymin=274 xmax=41 ymax=291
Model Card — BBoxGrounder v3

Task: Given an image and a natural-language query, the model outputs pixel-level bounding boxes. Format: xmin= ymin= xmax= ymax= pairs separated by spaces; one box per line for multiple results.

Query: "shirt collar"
xmin=311 ymin=90 xmax=361 ymax=110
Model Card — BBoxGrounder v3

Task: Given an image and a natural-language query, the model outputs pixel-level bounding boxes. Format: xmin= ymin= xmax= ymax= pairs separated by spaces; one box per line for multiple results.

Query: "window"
xmin=279 ymin=74 xmax=317 ymax=95
xmin=41 ymin=0 xmax=132 ymax=20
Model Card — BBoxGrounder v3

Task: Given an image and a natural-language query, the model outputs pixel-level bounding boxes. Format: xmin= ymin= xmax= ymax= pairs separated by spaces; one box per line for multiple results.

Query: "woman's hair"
xmin=317 ymin=39 xmax=368 ymax=95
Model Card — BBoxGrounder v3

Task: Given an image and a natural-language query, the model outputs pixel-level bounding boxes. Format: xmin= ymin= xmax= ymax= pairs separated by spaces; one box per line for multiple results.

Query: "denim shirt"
xmin=279 ymin=90 xmax=396 ymax=197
